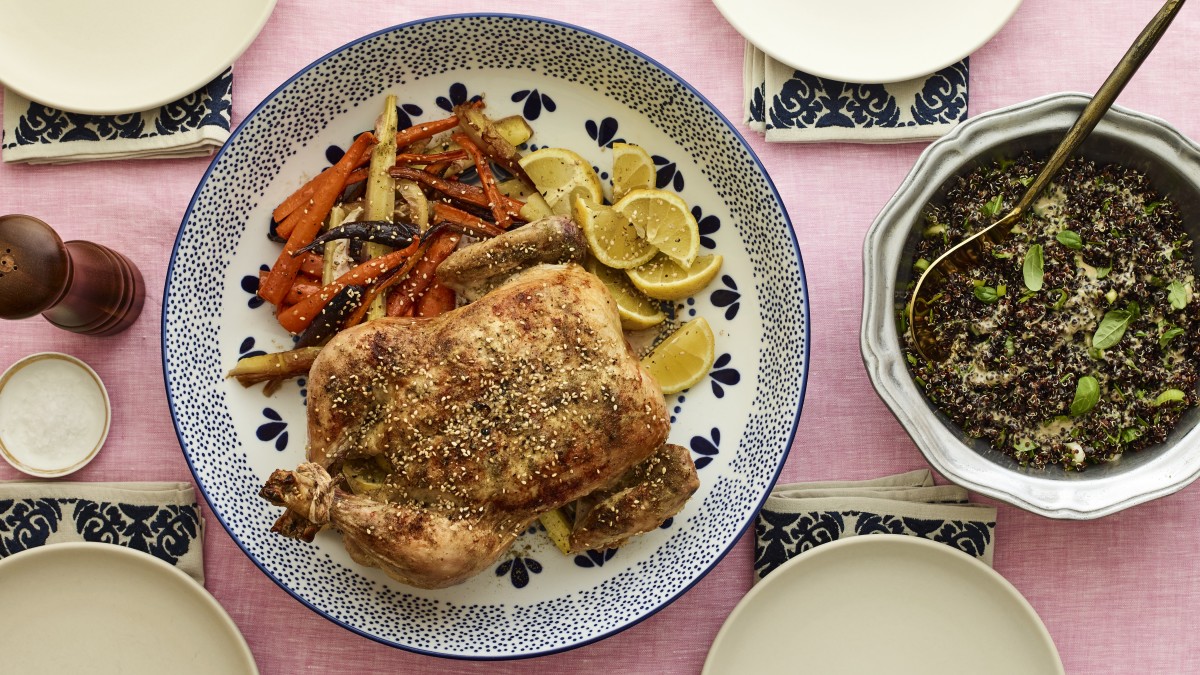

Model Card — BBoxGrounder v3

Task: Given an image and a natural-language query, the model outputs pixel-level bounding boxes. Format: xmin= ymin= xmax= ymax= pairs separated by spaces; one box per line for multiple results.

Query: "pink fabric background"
xmin=3 ymin=1 xmax=1199 ymax=672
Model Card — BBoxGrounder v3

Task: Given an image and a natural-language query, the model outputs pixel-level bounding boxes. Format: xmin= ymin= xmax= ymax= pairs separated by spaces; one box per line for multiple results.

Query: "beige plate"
xmin=704 ymin=535 xmax=1063 ymax=675
xmin=0 ymin=543 xmax=257 ymax=675
xmin=0 ymin=0 xmax=275 ymax=114
xmin=712 ymin=0 xmax=1022 ymax=84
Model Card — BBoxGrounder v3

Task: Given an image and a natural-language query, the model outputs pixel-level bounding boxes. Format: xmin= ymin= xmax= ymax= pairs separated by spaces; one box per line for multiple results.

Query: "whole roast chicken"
xmin=261 ymin=218 xmax=698 ymax=588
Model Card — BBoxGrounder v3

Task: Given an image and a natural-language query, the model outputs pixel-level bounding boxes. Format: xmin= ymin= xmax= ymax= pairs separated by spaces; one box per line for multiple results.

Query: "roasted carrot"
xmin=276 ymin=239 xmax=420 ymax=334
xmin=394 ymin=115 xmax=460 ymax=149
xmin=298 ymin=252 xmax=324 ymax=278
xmin=454 ymin=132 xmax=511 ymax=229
xmin=273 ymin=181 xmax=319 ymax=226
xmin=271 ymin=150 xmax=374 ymax=225
xmin=416 ymin=280 xmax=456 ymax=317
xmin=391 ymin=167 xmax=524 ymax=221
xmin=431 ymin=202 xmax=505 ymax=239
xmin=273 ymin=207 xmax=304 ymax=242
xmin=285 ymin=281 xmax=322 ymax=306
xmin=340 ymin=250 xmax=426 ymax=329
xmin=396 ymin=149 xmax=467 ymax=165
xmin=386 ymin=231 xmax=462 ymax=317
xmin=422 ymin=159 xmax=454 ymax=177
xmin=259 ymin=132 xmax=376 ymax=306
xmin=261 ymin=268 xmax=320 ymax=287
xmin=270 ymin=114 xmax=463 ymax=227
xmin=344 ymin=167 xmax=369 ymax=186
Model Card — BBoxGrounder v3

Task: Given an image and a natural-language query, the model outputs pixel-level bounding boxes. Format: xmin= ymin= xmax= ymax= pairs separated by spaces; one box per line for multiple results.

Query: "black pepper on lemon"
xmin=902 ymin=154 xmax=1200 ymax=469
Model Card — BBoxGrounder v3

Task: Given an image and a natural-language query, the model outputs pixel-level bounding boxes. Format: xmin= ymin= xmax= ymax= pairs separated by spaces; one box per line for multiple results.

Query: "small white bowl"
xmin=0 ymin=352 xmax=110 ymax=478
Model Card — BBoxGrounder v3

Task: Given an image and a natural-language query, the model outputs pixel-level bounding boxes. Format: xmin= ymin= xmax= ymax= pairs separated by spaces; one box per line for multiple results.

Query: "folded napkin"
xmin=0 ymin=481 xmax=205 ymax=584
xmin=743 ymin=44 xmax=968 ymax=143
xmin=754 ymin=469 xmax=996 ymax=582
xmin=1 ymin=69 xmax=232 ymax=165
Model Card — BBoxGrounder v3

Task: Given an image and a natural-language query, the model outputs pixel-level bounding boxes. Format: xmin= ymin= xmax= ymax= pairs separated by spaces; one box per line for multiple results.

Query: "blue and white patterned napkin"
xmin=753 ymin=469 xmax=996 ymax=582
xmin=1 ymin=69 xmax=232 ymax=165
xmin=0 ymin=481 xmax=205 ymax=584
xmin=743 ymin=45 xmax=968 ymax=143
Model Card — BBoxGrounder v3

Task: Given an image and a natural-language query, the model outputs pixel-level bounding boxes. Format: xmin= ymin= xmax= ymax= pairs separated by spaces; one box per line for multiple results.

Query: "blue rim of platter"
xmin=162 ymin=13 xmax=806 ymax=658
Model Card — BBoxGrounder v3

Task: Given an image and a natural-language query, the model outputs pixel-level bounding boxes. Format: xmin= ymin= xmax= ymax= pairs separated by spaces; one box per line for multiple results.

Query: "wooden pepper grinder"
xmin=0 ymin=214 xmax=144 ymax=336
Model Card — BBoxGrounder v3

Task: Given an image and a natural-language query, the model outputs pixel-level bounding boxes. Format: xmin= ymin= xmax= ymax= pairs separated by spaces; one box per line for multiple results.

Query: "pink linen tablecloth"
xmin=3 ymin=1 xmax=1199 ymax=672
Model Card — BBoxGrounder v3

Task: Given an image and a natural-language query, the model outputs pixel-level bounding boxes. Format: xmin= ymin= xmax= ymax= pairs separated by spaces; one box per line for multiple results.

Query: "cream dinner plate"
xmin=0 ymin=543 xmax=257 ymax=675
xmin=0 ymin=0 xmax=275 ymax=114
xmin=712 ymin=0 xmax=1023 ymax=84
xmin=704 ymin=536 xmax=1063 ymax=674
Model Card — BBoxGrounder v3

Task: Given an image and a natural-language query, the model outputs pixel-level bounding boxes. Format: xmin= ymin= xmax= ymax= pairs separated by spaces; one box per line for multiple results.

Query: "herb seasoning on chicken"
xmin=902 ymin=155 xmax=1200 ymax=469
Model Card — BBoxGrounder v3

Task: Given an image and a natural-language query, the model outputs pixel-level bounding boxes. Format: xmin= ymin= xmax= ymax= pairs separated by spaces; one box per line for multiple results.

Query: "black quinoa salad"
xmin=902 ymin=154 xmax=1200 ymax=470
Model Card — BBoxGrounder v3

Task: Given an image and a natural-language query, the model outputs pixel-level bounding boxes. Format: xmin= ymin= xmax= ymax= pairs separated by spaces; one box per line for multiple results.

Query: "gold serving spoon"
xmin=908 ymin=0 xmax=1186 ymax=362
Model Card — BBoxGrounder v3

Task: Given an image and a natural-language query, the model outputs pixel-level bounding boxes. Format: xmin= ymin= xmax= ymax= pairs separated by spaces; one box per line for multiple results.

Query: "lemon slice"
xmin=627 ymin=253 xmax=724 ymax=301
xmin=585 ymin=257 xmax=666 ymax=330
xmin=518 ymin=147 xmax=604 ymax=215
xmin=611 ymin=142 xmax=655 ymax=201
xmin=642 ymin=317 xmax=715 ymax=395
xmin=613 ymin=188 xmax=700 ymax=268
xmin=573 ymin=196 xmax=658 ymax=269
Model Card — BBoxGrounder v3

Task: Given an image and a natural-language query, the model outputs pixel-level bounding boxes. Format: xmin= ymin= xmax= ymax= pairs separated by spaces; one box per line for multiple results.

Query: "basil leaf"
xmin=1095 ymin=265 xmax=1112 ymax=279
xmin=1121 ymin=427 xmax=1143 ymax=444
xmin=1046 ymin=289 xmax=1066 ymax=311
xmin=982 ymin=195 xmax=1004 ymax=217
xmin=1092 ymin=309 xmax=1132 ymax=350
xmin=1023 ymin=244 xmax=1044 ymax=292
xmin=1154 ymin=389 xmax=1186 ymax=406
xmin=974 ymin=285 xmax=999 ymax=303
xmin=1056 ymin=230 xmax=1083 ymax=250
xmin=1167 ymin=281 xmax=1188 ymax=310
xmin=1161 ymin=327 xmax=1184 ymax=348
xmin=1144 ymin=200 xmax=1164 ymax=215
xmin=1070 ymin=376 xmax=1100 ymax=416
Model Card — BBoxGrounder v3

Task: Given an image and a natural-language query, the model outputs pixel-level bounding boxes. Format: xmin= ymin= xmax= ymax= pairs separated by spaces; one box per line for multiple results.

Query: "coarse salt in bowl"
xmin=0 ymin=352 xmax=110 ymax=478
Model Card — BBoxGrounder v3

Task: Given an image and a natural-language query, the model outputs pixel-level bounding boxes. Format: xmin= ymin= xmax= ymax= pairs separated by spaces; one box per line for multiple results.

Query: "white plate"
xmin=0 ymin=543 xmax=257 ymax=674
xmin=0 ymin=0 xmax=275 ymax=114
xmin=164 ymin=14 xmax=809 ymax=659
xmin=704 ymin=535 xmax=1063 ymax=674
xmin=713 ymin=0 xmax=1023 ymax=84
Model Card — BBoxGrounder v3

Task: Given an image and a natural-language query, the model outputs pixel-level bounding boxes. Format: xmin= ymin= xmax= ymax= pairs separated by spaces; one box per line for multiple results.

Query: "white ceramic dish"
xmin=0 ymin=0 xmax=275 ymax=114
xmin=0 ymin=543 xmax=257 ymax=674
xmin=713 ymin=0 xmax=1023 ymax=84
xmin=704 ymin=535 xmax=1063 ymax=674
xmin=163 ymin=14 xmax=809 ymax=659
xmin=0 ymin=352 xmax=110 ymax=478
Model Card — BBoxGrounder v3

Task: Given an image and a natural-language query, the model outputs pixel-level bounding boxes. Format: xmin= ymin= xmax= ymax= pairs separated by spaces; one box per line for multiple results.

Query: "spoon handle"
xmin=1010 ymin=0 xmax=1186 ymax=218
